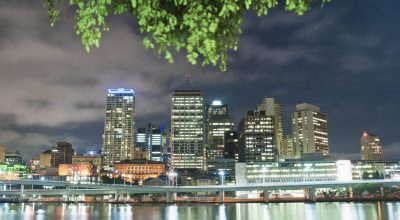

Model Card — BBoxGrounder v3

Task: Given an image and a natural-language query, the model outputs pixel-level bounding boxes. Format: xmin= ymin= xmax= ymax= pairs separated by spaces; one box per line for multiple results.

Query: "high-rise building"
xmin=171 ymin=89 xmax=205 ymax=170
xmin=283 ymin=134 xmax=294 ymax=158
xmin=5 ymin=150 xmax=25 ymax=165
xmin=135 ymin=124 xmax=164 ymax=162
xmin=102 ymin=88 xmax=135 ymax=169
xmin=135 ymin=128 xmax=147 ymax=150
xmin=51 ymin=142 xmax=74 ymax=167
xmin=291 ymin=103 xmax=329 ymax=158
xmin=361 ymin=131 xmax=383 ymax=160
xmin=257 ymin=98 xmax=284 ymax=157
xmin=206 ymin=100 xmax=234 ymax=161
xmin=238 ymin=110 xmax=276 ymax=163
xmin=224 ymin=131 xmax=238 ymax=160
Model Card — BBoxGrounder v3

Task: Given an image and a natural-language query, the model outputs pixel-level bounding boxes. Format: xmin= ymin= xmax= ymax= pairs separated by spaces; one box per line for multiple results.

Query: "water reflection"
xmin=0 ymin=202 xmax=399 ymax=220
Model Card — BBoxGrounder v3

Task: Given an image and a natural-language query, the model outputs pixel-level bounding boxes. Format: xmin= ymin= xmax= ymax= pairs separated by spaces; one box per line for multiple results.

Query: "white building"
xmin=102 ymin=88 xmax=135 ymax=169
xmin=292 ymin=103 xmax=329 ymax=158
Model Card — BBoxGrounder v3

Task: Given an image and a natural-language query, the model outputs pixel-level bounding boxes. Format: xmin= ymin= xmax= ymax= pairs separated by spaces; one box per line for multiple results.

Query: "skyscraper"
xmin=256 ymin=98 xmax=284 ymax=157
xmin=238 ymin=110 xmax=276 ymax=162
xmin=361 ymin=131 xmax=383 ymax=160
xmin=206 ymin=100 xmax=234 ymax=161
xmin=171 ymin=90 xmax=205 ymax=170
xmin=51 ymin=142 xmax=74 ymax=167
xmin=291 ymin=103 xmax=329 ymax=158
xmin=224 ymin=131 xmax=239 ymax=160
xmin=102 ymin=88 xmax=135 ymax=169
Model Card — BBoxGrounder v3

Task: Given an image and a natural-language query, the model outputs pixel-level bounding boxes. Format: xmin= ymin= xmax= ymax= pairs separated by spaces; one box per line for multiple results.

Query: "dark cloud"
xmin=0 ymin=0 xmax=399 ymax=161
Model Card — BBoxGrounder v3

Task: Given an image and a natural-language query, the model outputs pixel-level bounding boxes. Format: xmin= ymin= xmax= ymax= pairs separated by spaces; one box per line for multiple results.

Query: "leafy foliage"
xmin=44 ymin=0 xmax=331 ymax=71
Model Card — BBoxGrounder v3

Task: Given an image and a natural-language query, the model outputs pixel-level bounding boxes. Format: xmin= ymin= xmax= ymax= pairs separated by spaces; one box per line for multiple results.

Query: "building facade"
xmin=136 ymin=124 xmax=164 ymax=162
xmin=113 ymin=160 xmax=166 ymax=182
xmin=51 ymin=142 xmax=74 ymax=167
xmin=361 ymin=131 xmax=383 ymax=160
xmin=292 ymin=103 xmax=329 ymax=158
xmin=5 ymin=150 xmax=25 ymax=165
xmin=0 ymin=145 xmax=5 ymax=163
xmin=206 ymin=100 xmax=234 ymax=169
xmin=257 ymin=98 xmax=284 ymax=157
xmin=171 ymin=90 xmax=205 ymax=170
xmin=72 ymin=154 xmax=103 ymax=173
xmin=224 ymin=131 xmax=239 ymax=160
xmin=39 ymin=150 xmax=52 ymax=168
xmin=102 ymin=88 xmax=135 ymax=169
xmin=238 ymin=110 xmax=276 ymax=163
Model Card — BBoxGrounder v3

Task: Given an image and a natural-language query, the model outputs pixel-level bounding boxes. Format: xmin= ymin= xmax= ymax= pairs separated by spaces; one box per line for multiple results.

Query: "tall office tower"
xmin=361 ymin=131 xmax=383 ymax=160
xmin=283 ymin=134 xmax=294 ymax=158
xmin=102 ymin=88 xmax=135 ymax=169
xmin=136 ymin=128 xmax=147 ymax=150
xmin=171 ymin=90 xmax=205 ymax=170
xmin=257 ymin=98 xmax=284 ymax=157
xmin=51 ymin=142 xmax=74 ymax=167
xmin=162 ymin=129 xmax=171 ymax=163
xmin=206 ymin=100 xmax=234 ymax=161
xmin=291 ymin=103 xmax=329 ymax=158
xmin=238 ymin=110 xmax=276 ymax=163
xmin=148 ymin=124 xmax=163 ymax=162
xmin=224 ymin=131 xmax=239 ymax=160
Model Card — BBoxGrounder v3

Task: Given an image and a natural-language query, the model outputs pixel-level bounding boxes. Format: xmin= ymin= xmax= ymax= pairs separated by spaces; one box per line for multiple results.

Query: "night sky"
xmin=0 ymin=0 xmax=399 ymax=161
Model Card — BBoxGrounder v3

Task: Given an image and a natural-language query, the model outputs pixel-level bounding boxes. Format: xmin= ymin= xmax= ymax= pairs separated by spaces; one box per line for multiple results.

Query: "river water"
xmin=0 ymin=202 xmax=399 ymax=220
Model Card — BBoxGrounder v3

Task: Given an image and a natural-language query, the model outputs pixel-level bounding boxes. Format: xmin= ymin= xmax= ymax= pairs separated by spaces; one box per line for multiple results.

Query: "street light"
xmin=218 ymin=171 xmax=225 ymax=186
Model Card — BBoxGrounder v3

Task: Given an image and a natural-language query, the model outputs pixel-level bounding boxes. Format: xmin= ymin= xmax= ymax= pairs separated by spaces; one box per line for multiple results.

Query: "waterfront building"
xmin=39 ymin=150 xmax=52 ymax=168
xmin=257 ymin=98 xmax=284 ymax=157
xmin=113 ymin=160 xmax=166 ymax=182
xmin=224 ymin=131 xmax=239 ymax=160
xmin=102 ymin=88 xmax=135 ymax=170
xmin=136 ymin=124 xmax=165 ymax=162
xmin=206 ymin=100 xmax=234 ymax=170
xmin=0 ymin=145 xmax=5 ymax=163
xmin=50 ymin=142 xmax=74 ymax=167
xmin=361 ymin=131 xmax=383 ymax=160
xmin=206 ymin=158 xmax=236 ymax=178
xmin=72 ymin=154 xmax=103 ymax=173
xmin=59 ymin=163 xmax=96 ymax=176
xmin=238 ymin=109 xmax=277 ymax=163
xmin=292 ymin=103 xmax=329 ymax=158
xmin=5 ymin=150 xmax=25 ymax=165
xmin=171 ymin=89 xmax=205 ymax=170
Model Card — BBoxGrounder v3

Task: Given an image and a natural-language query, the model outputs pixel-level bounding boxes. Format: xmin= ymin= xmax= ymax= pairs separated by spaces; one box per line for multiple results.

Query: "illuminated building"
xmin=5 ymin=150 xmax=25 ymax=165
xmin=58 ymin=163 xmax=96 ymax=176
xmin=113 ymin=160 xmax=166 ymax=182
xmin=51 ymin=142 xmax=74 ymax=167
xmin=206 ymin=100 xmax=234 ymax=170
xmin=39 ymin=150 xmax=52 ymax=168
xmin=72 ymin=154 xmax=103 ymax=173
xmin=0 ymin=164 xmax=27 ymax=180
xmin=171 ymin=90 xmax=205 ymax=170
xmin=102 ymin=88 xmax=135 ymax=169
xmin=238 ymin=109 xmax=277 ymax=163
xmin=282 ymin=134 xmax=294 ymax=158
xmin=224 ymin=131 xmax=238 ymax=160
xmin=361 ymin=131 xmax=383 ymax=160
xmin=30 ymin=156 xmax=40 ymax=170
xmin=0 ymin=145 xmax=5 ymax=163
xmin=292 ymin=103 xmax=329 ymax=158
xmin=136 ymin=124 xmax=165 ymax=162
xmin=257 ymin=98 xmax=284 ymax=157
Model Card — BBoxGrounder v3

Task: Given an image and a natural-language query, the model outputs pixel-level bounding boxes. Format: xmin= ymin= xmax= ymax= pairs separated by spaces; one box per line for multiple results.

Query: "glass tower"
xmin=102 ymin=88 xmax=135 ymax=169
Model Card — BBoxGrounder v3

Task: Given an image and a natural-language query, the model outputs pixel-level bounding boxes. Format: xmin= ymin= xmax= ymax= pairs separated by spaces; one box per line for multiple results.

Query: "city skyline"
xmin=0 ymin=0 xmax=399 ymax=162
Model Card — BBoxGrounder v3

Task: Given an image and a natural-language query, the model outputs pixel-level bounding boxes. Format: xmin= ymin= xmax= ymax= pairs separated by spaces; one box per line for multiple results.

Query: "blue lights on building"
xmin=107 ymin=88 xmax=134 ymax=94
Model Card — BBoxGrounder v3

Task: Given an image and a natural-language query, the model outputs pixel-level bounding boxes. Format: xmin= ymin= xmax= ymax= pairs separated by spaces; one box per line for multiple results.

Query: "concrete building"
xmin=102 ymin=88 xmax=135 ymax=169
xmin=171 ymin=90 xmax=205 ymax=170
xmin=361 ymin=131 xmax=383 ymax=160
xmin=238 ymin=109 xmax=276 ymax=163
xmin=292 ymin=103 xmax=329 ymax=158
xmin=51 ymin=142 xmax=74 ymax=167
xmin=206 ymin=100 xmax=234 ymax=170
xmin=59 ymin=163 xmax=96 ymax=176
xmin=282 ymin=134 xmax=294 ymax=158
xmin=257 ymin=98 xmax=284 ymax=157
xmin=39 ymin=150 xmax=52 ymax=168
xmin=136 ymin=124 xmax=165 ymax=162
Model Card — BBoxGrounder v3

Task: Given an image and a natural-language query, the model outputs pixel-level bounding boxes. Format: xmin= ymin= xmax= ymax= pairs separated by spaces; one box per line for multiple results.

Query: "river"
xmin=0 ymin=202 xmax=399 ymax=220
